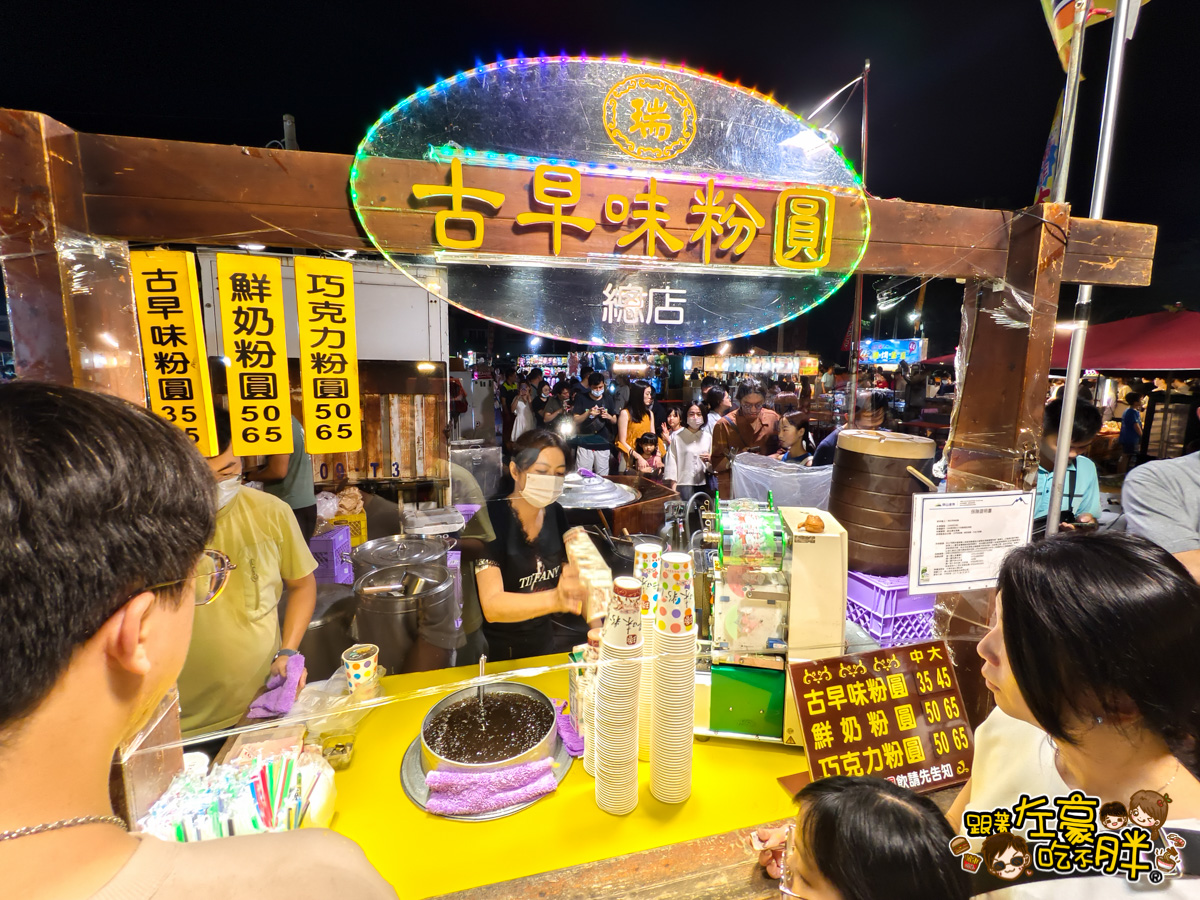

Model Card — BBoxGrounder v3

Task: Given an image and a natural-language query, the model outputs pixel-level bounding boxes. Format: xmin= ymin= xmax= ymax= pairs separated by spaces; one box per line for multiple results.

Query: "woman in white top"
xmin=664 ymin=401 xmax=712 ymax=502
xmin=510 ymin=382 xmax=536 ymax=442
xmin=704 ymin=387 xmax=731 ymax=432
xmin=948 ymin=531 xmax=1200 ymax=896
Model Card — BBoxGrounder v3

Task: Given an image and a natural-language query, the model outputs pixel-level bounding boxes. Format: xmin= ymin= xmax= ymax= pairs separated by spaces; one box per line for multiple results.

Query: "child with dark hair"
xmin=634 ymin=432 xmax=664 ymax=481
xmin=758 ymin=776 xmax=969 ymax=900
xmin=950 ymin=531 xmax=1200 ymax=892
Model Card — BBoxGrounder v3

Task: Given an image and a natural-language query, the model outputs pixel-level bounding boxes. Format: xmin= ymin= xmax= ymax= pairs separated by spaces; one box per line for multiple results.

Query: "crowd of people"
xmin=3 ymin=374 xmax=1199 ymax=897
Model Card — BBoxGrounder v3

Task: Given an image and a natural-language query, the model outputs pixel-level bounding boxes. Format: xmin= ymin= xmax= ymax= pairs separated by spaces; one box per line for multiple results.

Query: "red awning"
xmin=1049 ymin=310 xmax=1200 ymax=372
xmin=919 ymin=353 xmax=956 ymax=366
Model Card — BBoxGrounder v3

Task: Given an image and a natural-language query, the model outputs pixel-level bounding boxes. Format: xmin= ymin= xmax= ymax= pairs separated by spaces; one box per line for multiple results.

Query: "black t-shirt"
xmin=571 ymin=391 xmax=617 ymax=444
xmin=475 ymin=499 xmax=570 ymax=659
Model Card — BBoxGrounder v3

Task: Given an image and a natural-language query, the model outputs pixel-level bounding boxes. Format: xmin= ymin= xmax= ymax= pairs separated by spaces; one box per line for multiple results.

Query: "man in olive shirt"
xmin=0 ymin=383 xmax=394 ymax=900
xmin=177 ymin=409 xmax=318 ymax=738
xmin=244 ymin=414 xmax=318 ymax=541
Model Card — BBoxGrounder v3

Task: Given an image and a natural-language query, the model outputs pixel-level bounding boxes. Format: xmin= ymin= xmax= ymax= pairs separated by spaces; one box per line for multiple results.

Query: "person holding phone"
xmin=570 ymin=372 xmax=618 ymax=475
xmin=1032 ymin=398 xmax=1101 ymax=535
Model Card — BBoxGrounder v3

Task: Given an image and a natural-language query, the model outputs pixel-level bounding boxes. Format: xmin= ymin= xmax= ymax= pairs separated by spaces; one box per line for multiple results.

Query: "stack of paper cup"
xmin=603 ymin=577 xmax=644 ymax=647
xmin=593 ymin=634 xmax=643 ymax=815
xmin=656 ymin=552 xmax=696 ymax=634
xmin=637 ymin=609 xmax=655 ymax=762
xmin=582 ymin=629 xmax=600 ymax=777
xmin=650 ymin=623 xmax=696 ymax=803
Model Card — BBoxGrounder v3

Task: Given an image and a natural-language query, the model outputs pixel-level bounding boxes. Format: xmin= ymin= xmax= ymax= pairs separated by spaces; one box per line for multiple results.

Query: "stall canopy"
xmin=1049 ymin=310 xmax=1200 ymax=372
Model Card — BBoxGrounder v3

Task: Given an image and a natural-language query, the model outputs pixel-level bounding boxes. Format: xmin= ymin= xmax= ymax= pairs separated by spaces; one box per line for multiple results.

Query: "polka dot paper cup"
xmin=656 ymin=552 xmax=694 ymax=634
xmin=342 ymin=643 xmax=380 ymax=691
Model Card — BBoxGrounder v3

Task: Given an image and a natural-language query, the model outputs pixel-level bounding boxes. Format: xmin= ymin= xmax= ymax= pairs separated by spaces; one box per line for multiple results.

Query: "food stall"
xmin=1 ymin=38 xmax=1159 ymax=898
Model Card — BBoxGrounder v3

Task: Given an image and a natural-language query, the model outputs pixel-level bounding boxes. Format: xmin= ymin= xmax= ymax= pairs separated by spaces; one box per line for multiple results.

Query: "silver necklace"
xmin=0 ymin=815 xmax=128 ymax=842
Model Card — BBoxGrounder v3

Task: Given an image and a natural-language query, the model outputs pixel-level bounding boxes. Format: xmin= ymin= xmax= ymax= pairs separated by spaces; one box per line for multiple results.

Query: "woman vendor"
xmin=948 ymin=531 xmax=1200 ymax=891
xmin=469 ymin=430 xmax=586 ymax=661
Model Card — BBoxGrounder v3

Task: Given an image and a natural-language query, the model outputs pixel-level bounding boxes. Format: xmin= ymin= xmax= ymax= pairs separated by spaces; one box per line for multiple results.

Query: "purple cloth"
xmin=246 ymin=653 xmax=305 ymax=719
xmin=577 ymin=468 xmax=596 ymax=478
xmin=554 ymin=699 xmax=584 ymax=757
xmin=425 ymin=757 xmax=558 ymax=815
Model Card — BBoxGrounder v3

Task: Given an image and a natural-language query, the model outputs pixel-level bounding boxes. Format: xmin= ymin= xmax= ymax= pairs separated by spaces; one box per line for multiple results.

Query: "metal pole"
xmin=1051 ymin=0 xmax=1090 ymax=204
xmin=848 ymin=60 xmax=869 ymax=426
xmin=1045 ymin=0 xmax=1136 ymax=535
xmin=283 ymin=114 xmax=298 ymax=151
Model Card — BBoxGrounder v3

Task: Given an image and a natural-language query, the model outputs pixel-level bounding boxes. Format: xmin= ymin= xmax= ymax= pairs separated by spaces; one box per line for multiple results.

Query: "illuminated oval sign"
xmin=352 ymin=56 xmax=870 ymax=347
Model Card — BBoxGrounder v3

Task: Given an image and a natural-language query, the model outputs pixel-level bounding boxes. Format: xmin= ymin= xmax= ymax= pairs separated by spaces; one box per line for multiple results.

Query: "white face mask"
xmin=215 ymin=475 xmax=241 ymax=510
xmin=590 ymin=388 xmax=604 ymax=399
xmin=687 ymin=416 xmax=704 ymax=429
xmin=521 ymin=472 xmax=564 ymax=508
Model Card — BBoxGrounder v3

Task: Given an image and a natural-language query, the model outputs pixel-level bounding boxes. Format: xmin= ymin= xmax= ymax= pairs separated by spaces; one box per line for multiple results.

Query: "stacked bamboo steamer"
xmin=827 ymin=430 xmax=936 ymax=576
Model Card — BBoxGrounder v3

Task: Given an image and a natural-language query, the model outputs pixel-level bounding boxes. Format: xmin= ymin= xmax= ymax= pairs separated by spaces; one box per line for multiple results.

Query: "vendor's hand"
xmin=269 ymin=655 xmax=308 ymax=696
xmin=756 ymin=826 xmax=789 ymax=879
xmin=556 ymin=563 xmax=585 ymax=615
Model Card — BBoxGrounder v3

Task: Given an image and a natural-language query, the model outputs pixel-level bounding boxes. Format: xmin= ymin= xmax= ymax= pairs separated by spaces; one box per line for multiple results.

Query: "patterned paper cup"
xmin=342 ymin=643 xmax=380 ymax=691
xmin=604 ymin=577 xmax=645 ymax=646
xmin=634 ymin=545 xmax=662 ymax=613
xmin=656 ymin=552 xmax=694 ymax=633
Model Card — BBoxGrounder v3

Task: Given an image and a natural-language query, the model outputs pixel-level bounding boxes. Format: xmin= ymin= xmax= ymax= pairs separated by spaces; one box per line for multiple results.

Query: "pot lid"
xmin=558 ymin=472 xmax=640 ymax=509
xmin=353 ymin=535 xmax=447 ymax=569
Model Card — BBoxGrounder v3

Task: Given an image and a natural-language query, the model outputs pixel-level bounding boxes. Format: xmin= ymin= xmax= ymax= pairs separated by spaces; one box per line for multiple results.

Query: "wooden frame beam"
xmin=70 ymin=128 xmax=1155 ymax=286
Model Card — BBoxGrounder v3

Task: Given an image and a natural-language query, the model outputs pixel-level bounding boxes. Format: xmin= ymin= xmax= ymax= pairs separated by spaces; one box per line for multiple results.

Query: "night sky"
xmin=3 ymin=1 xmax=1193 ymax=360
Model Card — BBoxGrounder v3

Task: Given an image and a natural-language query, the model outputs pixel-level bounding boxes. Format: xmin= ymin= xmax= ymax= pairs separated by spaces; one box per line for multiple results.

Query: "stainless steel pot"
xmin=353 ymin=563 xmax=457 ymax=672
xmin=420 ymin=682 xmax=558 ymax=774
xmin=352 ymin=535 xmax=449 ymax=581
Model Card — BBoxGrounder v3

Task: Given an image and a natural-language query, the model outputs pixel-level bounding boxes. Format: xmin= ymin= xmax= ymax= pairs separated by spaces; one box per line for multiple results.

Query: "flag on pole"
xmin=1041 ymin=0 xmax=1149 ymax=70
xmin=1035 ymin=90 xmax=1065 ymax=203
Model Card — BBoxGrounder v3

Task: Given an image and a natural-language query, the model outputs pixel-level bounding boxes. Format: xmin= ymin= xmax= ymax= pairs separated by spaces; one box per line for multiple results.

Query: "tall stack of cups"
xmin=651 ymin=552 xmax=697 ymax=803
xmin=593 ymin=578 xmax=644 ymax=815
xmin=582 ymin=629 xmax=600 ymax=777
xmin=634 ymin=544 xmax=661 ymax=762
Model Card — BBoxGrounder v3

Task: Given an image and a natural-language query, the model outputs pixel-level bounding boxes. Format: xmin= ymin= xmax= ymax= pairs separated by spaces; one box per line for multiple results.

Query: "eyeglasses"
xmin=740 ymin=401 xmax=764 ymax=414
xmin=778 ymin=824 xmax=801 ymax=897
xmin=133 ymin=549 xmax=237 ymax=607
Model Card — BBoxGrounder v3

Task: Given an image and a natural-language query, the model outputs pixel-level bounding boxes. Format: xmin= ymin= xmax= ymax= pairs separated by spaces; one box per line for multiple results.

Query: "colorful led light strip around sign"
xmin=350 ymin=54 xmax=872 ymax=349
xmin=352 ymin=54 xmax=865 ymax=192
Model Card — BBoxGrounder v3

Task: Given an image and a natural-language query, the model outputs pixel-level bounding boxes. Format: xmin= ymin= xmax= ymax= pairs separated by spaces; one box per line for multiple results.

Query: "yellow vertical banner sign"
xmin=293 ymin=256 xmax=362 ymax=453
xmin=215 ymin=253 xmax=293 ymax=456
xmin=130 ymin=250 xmax=219 ymax=457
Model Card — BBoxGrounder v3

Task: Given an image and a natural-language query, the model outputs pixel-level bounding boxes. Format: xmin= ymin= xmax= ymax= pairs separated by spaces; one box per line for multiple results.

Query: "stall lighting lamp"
xmin=238 ymin=242 xmax=267 ymax=252
xmin=417 ymin=362 xmax=437 ymax=373
xmin=351 ymin=54 xmax=871 ymax=349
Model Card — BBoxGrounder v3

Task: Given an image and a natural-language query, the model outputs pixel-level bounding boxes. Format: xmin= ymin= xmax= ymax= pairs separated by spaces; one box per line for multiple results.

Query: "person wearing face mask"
xmin=176 ymin=408 xmax=318 ymax=739
xmin=948 ymin=532 xmax=1200 ymax=894
xmin=469 ymin=430 xmax=586 ymax=660
xmin=571 ymin=372 xmax=618 ymax=475
xmin=663 ymin=401 xmax=713 ymax=501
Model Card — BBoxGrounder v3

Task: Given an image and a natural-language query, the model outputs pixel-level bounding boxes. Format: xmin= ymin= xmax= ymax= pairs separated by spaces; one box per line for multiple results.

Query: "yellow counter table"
xmin=332 ymin=654 xmax=807 ymax=899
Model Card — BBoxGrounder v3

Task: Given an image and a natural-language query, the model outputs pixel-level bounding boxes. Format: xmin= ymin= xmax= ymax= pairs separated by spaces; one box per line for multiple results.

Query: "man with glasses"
xmin=0 ymin=382 xmax=393 ymax=899
xmin=711 ymin=379 xmax=780 ymax=496
xmin=177 ymin=408 xmax=317 ymax=739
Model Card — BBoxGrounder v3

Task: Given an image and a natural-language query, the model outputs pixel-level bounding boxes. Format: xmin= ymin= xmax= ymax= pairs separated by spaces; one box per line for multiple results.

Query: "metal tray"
xmin=399 ymin=734 xmax=574 ymax=821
